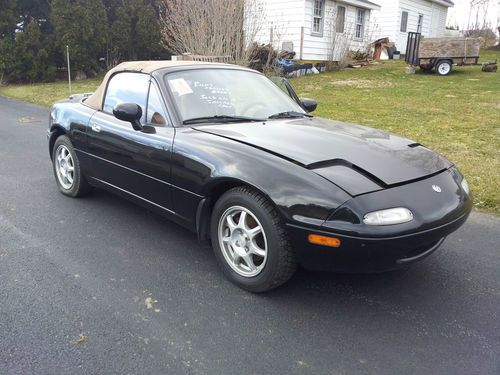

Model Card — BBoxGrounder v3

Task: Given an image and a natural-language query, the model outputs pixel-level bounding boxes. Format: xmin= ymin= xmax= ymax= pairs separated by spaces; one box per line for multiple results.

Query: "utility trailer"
xmin=405 ymin=32 xmax=481 ymax=76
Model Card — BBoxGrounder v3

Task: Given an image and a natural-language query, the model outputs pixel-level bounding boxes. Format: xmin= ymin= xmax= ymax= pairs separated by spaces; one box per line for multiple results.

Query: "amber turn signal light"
xmin=308 ymin=234 xmax=341 ymax=248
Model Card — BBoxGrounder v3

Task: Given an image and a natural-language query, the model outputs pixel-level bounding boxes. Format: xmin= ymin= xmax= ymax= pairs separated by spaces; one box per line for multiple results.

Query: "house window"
xmin=417 ymin=14 xmax=423 ymax=33
xmin=336 ymin=6 xmax=346 ymax=33
xmin=400 ymin=11 xmax=408 ymax=32
xmin=355 ymin=9 xmax=365 ymax=39
xmin=312 ymin=0 xmax=324 ymax=35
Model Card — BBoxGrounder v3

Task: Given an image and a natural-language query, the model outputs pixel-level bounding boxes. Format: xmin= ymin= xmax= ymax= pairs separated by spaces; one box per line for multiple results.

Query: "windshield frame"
xmin=158 ymin=66 xmax=307 ymax=127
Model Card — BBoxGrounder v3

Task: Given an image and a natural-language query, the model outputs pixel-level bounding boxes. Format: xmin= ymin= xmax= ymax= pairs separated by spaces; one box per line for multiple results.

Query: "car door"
xmin=86 ymin=72 xmax=175 ymax=212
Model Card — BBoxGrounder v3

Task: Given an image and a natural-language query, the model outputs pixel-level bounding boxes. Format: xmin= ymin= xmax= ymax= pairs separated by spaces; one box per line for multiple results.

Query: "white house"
xmin=253 ymin=0 xmax=381 ymax=61
xmin=371 ymin=0 xmax=454 ymax=53
xmin=252 ymin=0 xmax=454 ymax=61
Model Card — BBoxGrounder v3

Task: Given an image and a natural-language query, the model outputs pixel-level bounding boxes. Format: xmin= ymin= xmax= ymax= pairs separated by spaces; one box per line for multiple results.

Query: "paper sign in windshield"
xmin=169 ymin=78 xmax=193 ymax=96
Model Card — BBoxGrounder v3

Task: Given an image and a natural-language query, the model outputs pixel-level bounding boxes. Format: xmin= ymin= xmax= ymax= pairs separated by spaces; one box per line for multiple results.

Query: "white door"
xmin=397 ymin=9 xmax=410 ymax=53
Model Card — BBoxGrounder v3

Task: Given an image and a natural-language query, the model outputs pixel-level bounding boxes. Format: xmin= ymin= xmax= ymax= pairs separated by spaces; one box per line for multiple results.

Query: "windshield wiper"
xmin=183 ymin=115 xmax=265 ymax=125
xmin=268 ymin=111 xmax=312 ymax=119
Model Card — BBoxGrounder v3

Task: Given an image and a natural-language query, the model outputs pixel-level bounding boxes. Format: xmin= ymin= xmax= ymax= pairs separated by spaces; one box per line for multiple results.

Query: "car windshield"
xmin=164 ymin=68 xmax=307 ymax=124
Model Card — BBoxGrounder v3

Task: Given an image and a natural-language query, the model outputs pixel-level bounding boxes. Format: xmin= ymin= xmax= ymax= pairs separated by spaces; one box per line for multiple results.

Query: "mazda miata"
xmin=48 ymin=61 xmax=472 ymax=292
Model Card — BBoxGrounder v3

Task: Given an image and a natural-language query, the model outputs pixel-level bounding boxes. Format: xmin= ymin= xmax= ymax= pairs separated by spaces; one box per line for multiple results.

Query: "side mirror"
xmin=113 ymin=103 xmax=143 ymax=131
xmin=301 ymin=98 xmax=317 ymax=113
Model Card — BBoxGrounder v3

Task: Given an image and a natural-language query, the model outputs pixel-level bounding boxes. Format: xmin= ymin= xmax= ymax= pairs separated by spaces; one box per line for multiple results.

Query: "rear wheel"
xmin=436 ymin=60 xmax=452 ymax=76
xmin=52 ymin=135 xmax=92 ymax=197
xmin=210 ymin=187 xmax=297 ymax=292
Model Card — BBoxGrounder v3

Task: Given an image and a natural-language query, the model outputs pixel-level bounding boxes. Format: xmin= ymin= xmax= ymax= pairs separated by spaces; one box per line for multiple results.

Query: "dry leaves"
xmin=71 ymin=333 xmax=88 ymax=344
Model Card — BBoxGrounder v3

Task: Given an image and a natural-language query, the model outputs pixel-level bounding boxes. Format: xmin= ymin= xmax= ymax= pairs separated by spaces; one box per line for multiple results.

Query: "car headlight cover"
xmin=363 ymin=207 xmax=413 ymax=226
xmin=461 ymin=177 xmax=469 ymax=195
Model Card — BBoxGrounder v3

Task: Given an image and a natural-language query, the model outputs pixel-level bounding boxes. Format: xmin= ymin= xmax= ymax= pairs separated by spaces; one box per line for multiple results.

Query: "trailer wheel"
xmin=436 ymin=60 xmax=452 ymax=76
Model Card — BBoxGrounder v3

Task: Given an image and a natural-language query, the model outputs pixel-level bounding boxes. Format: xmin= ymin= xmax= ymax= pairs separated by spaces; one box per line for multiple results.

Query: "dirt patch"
xmin=330 ymin=79 xmax=391 ymax=88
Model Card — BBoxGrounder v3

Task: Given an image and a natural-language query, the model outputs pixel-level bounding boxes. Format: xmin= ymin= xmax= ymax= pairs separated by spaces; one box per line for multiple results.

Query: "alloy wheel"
xmin=55 ymin=145 xmax=75 ymax=190
xmin=218 ymin=205 xmax=268 ymax=277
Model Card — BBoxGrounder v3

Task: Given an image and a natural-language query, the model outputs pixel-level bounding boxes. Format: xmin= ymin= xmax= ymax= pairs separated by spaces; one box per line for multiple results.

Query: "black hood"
xmin=194 ymin=117 xmax=452 ymax=196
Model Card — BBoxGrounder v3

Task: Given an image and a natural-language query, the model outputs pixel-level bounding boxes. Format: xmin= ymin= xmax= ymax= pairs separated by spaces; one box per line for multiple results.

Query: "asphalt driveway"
xmin=0 ymin=96 xmax=499 ymax=374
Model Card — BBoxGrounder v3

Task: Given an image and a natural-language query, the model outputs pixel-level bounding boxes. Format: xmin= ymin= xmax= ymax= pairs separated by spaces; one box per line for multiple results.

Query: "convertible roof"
xmin=84 ymin=60 xmax=231 ymax=110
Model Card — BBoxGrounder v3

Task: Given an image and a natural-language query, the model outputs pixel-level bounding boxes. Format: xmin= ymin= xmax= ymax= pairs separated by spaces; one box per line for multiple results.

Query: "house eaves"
xmin=338 ymin=0 xmax=381 ymax=11
xmin=430 ymin=0 xmax=454 ymax=7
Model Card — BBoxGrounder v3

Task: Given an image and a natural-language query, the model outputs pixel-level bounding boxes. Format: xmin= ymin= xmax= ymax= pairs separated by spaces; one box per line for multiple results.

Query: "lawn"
xmin=0 ymin=77 xmax=102 ymax=108
xmin=1 ymin=50 xmax=499 ymax=213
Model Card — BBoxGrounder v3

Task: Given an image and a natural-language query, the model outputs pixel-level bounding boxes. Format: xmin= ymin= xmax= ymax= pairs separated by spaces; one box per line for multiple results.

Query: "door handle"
xmin=91 ymin=123 xmax=101 ymax=133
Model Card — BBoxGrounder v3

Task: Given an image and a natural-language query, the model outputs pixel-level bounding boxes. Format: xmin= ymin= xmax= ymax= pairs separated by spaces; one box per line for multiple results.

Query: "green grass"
xmin=0 ymin=51 xmax=499 ymax=213
xmin=0 ymin=77 xmax=102 ymax=108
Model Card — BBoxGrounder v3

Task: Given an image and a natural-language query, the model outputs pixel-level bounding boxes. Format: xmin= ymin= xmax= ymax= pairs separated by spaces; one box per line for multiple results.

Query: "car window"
xmin=269 ymin=76 xmax=301 ymax=105
xmin=103 ymin=72 xmax=149 ymax=123
xmin=146 ymin=81 xmax=168 ymax=126
xmin=270 ymin=77 xmax=290 ymax=96
xmin=164 ymin=69 xmax=306 ymax=122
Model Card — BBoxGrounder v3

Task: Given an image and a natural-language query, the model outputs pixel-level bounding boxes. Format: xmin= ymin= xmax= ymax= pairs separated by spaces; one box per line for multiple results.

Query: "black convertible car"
xmin=48 ymin=61 xmax=472 ymax=292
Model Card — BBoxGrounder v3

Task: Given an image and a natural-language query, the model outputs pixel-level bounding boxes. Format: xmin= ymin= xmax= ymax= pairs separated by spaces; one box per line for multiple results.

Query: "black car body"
xmin=48 ymin=61 xmax=472 ymax=291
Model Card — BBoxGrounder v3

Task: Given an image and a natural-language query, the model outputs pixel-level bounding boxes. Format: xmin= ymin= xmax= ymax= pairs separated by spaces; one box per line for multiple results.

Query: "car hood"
xmin=193 ymin=117 xmax=452 ymax=196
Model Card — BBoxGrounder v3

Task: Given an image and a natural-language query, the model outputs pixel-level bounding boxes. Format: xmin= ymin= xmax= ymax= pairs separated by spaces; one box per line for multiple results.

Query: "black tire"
xmin=435 ymin=60 xmax=452 ymax=76
xmin=52 ymin=135 xmax=92 ymax=197
xmin=210 ymin=187 xmax=297 ymax=292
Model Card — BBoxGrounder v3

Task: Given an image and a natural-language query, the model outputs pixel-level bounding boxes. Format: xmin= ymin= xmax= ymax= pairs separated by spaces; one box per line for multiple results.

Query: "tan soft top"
xmin=85 ymin=60 xmax=231 ymax=110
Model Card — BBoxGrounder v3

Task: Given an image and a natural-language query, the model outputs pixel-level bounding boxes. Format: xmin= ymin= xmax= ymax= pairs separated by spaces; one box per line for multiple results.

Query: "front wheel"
xmin=436 ymin=60 xmax=452 ymax=76
xmin=52 ymin=135 xmax=92 ymax=197
xmin=210 ymin=187 xmax=297 ymax=292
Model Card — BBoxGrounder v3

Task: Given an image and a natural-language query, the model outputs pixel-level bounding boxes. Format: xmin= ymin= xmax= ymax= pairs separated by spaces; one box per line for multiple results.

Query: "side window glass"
xmin=146 ymin=82 xmax=168 ymax=126
xmin=103 ymin=72 xmax=149 ymax=123
xmin=270 ymin=76 xmax=301 ymax=105
xmin=270 ymin=76 xmax=290 ymax=96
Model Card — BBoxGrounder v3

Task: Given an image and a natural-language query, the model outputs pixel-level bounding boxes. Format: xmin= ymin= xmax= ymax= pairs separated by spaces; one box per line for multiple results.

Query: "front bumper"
xmin=287 ymin=210 xmax=469 ymax=272
xmin=288 ymin=168 xmax=472 ymax=273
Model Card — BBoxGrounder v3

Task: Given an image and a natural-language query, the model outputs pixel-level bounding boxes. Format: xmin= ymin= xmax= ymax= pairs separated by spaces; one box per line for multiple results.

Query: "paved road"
xmin=0 ymin=96 xmax=499 ymax=375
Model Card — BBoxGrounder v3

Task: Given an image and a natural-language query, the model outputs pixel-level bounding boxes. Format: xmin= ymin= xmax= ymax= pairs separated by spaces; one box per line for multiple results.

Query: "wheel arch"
xmin=48 ymin=124 xmax=67 ymax=160
xmin=196 ymin=177 xmax=281 ymax=241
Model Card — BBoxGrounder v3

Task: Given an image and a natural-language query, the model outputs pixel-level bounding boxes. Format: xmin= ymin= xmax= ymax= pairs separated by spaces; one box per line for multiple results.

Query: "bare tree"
xmin=467 ymin=0 xmax=491 ymax=30
xmin=160 ymin=0 xmax=264 ymax=65
xmin=464 ymin=0 xmax=498 ymax=47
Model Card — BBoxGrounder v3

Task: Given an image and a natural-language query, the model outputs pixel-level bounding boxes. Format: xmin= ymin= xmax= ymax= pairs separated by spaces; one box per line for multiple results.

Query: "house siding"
xmin=252 ymin=0 xmax=452 ymax=61
xmin=253 ymin=0 xmax=375 ymax=61
xmin=253 ymin=0 xmax=305 ymax=55
xmin=370 ymin=0 xmax=399 ymax=42
xmin=301 ymin=0 xmax=336 ymax=60
xmin=371 ymin=0 xmax=450 ymax=53
xmin=431 ymin=3 xmax=448 ymax=37
xmin=302 ymin=0 xmax=373 ymax=61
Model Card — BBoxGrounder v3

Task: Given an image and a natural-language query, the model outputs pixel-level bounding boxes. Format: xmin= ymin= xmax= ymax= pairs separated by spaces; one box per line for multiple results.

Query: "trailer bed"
xmin=418 ymin=37 xmax=480 ymax=59
xmin=405 ymin=32 xmax=481 ymax=75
